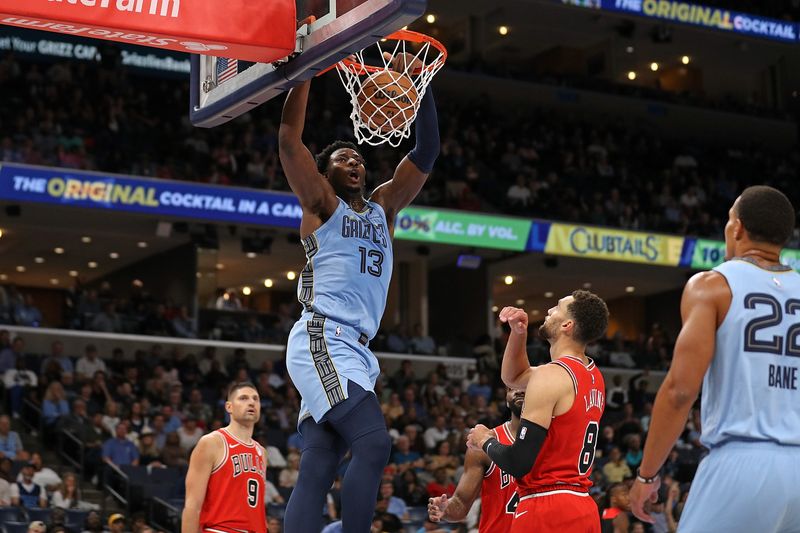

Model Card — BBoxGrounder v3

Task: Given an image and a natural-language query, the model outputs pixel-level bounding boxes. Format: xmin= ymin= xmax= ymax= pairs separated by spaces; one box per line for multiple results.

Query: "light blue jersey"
xmin=678 ymin=258 xmax=800 ymax=533
xmin=286 ymin=197 xmax=393 ymax=423
xmin=297 ymin=197 xmax=392 ymax=339
xmin=701 ymin=257 xmax=800 ymax=448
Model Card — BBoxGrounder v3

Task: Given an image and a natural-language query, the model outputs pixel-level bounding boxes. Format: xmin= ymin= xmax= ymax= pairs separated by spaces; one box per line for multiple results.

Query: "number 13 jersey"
xmin=297 ymin=198 xmax=393 ymax=340
xmin=516 ymin=356 xmax=605 ymax=496
xmin=200 ymin=429 xmax=267 ymax=533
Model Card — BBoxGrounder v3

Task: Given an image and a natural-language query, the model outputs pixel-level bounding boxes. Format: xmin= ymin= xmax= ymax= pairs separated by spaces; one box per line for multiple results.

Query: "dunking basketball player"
xmin=630 ymin=186 xmax=800 ymax=532
xmin=279 ymin=60 xmax=439 ymax=531
xmin=428 ymin=388 xmax=523 ymax=532
xmin=182 ymin=382 xmax=267 ymax=533
xmin=468 ymin=292 xmax=609 ymax=533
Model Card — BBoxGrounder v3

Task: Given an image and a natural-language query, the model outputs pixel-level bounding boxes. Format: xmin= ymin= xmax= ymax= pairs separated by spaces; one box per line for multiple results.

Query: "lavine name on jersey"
xmin=584 ymin=388 xmax=604 ymax=412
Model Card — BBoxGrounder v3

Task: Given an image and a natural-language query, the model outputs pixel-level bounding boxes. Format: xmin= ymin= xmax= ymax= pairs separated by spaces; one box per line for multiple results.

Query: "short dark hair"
xmin=567 ymin=290 xmax=609 ymax=344
xmin=735 ymin=185 xmax=795 ymax=246
xmin=315 ymin=140 xmax=360 ymax=174
xmin=227 ymin=381 xmax=257 ymax=400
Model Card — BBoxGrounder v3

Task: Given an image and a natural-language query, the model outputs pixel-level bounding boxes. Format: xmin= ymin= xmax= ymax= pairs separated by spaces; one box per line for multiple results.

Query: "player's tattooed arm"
xmin=429 ymin=447 xmax=486 ymax=522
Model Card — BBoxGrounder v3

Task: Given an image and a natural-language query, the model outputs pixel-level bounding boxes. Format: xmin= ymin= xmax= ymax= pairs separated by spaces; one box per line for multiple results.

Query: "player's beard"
xmin=538 ymin=320 xmax=556 ymax=341
xmin=508 ymin=398 xmax=523 ymax=418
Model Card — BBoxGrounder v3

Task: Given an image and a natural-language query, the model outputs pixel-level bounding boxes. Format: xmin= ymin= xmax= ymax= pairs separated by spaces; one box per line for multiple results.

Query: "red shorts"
xmin=510 ymin=490 xmax=600 ymax=533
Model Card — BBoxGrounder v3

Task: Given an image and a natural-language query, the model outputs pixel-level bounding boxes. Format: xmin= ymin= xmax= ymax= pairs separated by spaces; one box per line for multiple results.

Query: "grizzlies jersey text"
xmin=703 ymin=258 xmax=800 ymax=448
xmin=297 ymin=198 xmax=392 ymax=339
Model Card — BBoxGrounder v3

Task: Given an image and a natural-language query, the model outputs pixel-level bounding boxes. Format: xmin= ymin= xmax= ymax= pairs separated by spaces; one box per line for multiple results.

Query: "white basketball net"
xmin=336 ymin=31 xmax=446 ymax=147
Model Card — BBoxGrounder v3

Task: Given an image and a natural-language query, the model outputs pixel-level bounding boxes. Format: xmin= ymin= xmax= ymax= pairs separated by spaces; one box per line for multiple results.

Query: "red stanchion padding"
xmin=0 ymin=0 xmax=296 ymax=63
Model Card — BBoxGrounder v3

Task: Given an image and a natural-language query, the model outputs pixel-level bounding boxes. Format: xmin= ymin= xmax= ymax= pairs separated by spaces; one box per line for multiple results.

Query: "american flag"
xmin=216 ymin=57 xmax=238 ymax=85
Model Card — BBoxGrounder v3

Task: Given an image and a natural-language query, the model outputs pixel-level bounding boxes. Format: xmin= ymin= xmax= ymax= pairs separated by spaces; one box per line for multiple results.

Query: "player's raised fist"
xmin=498 ymin=306 xmax=528 ymax=335
xmin=428 ymin=494 xmax=448 ymax=522
xmin=467 ymin=424 xmax=493 ymax=451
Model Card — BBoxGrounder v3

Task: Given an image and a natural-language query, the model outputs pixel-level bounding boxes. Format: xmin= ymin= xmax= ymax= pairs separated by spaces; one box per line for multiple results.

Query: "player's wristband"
xmin=636 ymin=468 xmax=660 ymax=484
xmin=481 ymin=437 xmax=499 ymax=454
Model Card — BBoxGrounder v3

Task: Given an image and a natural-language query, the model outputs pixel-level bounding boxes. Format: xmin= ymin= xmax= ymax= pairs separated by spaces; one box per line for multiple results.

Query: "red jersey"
xmin=479 ymin=421 xmax=518 ymax=533
xmin=199 ymin=428 xmax=267 ymax=533
xmin=517 ymin=356 xmax=605 ymax=497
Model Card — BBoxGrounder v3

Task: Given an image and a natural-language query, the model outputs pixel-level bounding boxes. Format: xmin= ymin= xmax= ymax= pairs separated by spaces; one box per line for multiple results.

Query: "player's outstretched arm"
xmin=499 ymin=306 xmax=533 ymax=389
xmin=428 ymin=447 xmax=487 ymax=523
xmin=278 ymin=80 xmax=337 ymax=217
xmin=630 ymin=271 xmax=726 ymax=523
xmin=181 ymin=434 xmax=220 ymax=533
xmin=371 ymin=78 xmax=439 ymax=226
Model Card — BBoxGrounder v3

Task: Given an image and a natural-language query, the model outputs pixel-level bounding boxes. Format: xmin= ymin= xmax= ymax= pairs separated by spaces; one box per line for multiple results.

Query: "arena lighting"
xmin=0 ymin=274 xmax=7 ymax=281
xmin=264 ymin=279 xmax=273 ymax=288
xmin=0 ymin=229 xmax=3 ymax=238
xmin=504 ymin=275 xmax=514 ymax=285
xmin=54 ymin=247 xmax=65 ymax=254
xmin=626 ymin=46 xmax=634 ymax=53
xmin=491 ymin=305 xmax=498 ymax=313
xmin=544 ymin=291 xmax=554 ymax=298
xmin=50 ymin=279 xmax=59 ymax=285
xmin=531 ymin=310 xmax=540 ymax=316
xmin=426 ymin=14 xmax=435 ymax=23
xmin=682 ymin=55 xmax=690 ymax=64
xmin=69 ymin=270 xmax=78 ymax=277
xmin=627 ymin=71 xmax=637 ymax=80
xmin=246 ymin=252 xmax=257 ymax=259
xmin=583 ymin=282 xmax=592 ymax=289
xmin=81 ymin=236 xmax=92 ymax=243
xmin=216 ymin=263 xmax=225 ymax=270
xmin=137 ymin=241 xmax=148 ymax=248
xmin=287 ymin=271 xmax=297 ymax=280
xmin=626 ymin=286 xmax=636 ymax=293
xmin=109 ymin=252 xmax=119 ymax=259
xmin=650 ymin=62 xmax=659 ymax=71
xmin=34 ymin=257 xmax=44 ymax=264
xmin=498 ymin=25 xmax=509 ymax=35
xmin=16 ymin=266 xmax=25 ymax=272
xmin=516 ymin=299 xmax=525 ymax=305
xmin=88 ymin=261 xmax=98 ymax=269
xmin=242 ymin=286 xmax=252 ymax=296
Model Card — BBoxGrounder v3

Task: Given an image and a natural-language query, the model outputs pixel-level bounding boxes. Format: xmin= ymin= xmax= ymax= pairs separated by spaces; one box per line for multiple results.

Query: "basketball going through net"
xmin=336 ymin=29 xmax=447 ymax=147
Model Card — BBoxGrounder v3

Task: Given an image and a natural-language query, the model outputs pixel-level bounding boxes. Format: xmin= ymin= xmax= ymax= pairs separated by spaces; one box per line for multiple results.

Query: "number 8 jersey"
xmin=515 ymin=356 xmax=605 ymax=497
xmin=200 ymin=429 xmax=267 ymax=533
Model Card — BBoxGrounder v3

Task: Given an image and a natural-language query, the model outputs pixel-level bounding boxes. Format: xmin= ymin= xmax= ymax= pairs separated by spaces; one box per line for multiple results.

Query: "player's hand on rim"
xmin=629 ymin=478 xmax=660 ymax=524
xmin=427 ymin=493 xmax=447 ymax=522
xmin=499 ymin=306 xmax=528 ymax=335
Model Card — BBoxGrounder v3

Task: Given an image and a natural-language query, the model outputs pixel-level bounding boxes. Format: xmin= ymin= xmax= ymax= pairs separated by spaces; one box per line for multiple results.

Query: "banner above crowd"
xmin=559 ymin=0 xmax=798 ymax=43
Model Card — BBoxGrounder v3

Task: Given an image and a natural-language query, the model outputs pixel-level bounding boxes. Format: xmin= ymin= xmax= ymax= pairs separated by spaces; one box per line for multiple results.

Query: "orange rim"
xmin=336 ymin=29 xmax=447 ymax=75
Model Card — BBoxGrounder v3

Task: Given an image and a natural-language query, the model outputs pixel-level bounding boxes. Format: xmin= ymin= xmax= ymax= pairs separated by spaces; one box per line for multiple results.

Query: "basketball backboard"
xmin=189 ymin=0 xmax=426 ymax=128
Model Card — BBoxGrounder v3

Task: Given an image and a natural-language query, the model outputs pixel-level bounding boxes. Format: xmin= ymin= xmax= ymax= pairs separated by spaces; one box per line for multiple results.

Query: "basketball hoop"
xmin=335 ymin=29 xmax=447 ymax=147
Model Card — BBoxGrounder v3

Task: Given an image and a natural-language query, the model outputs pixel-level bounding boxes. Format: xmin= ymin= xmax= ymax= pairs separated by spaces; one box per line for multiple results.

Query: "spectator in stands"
xmin=27 ymin=521 xmax=46 ymax=533
xmin=615 ymin=403 xmax=644 ymax=443
xmin=506 ymin=174 xmax=532 ymax=211
xmin=159 ymin=432 xmax=187 ymax=468
xmin=76 ymin=345 xmax=107 ymax=382
xmin=183 ymin=388 xmax=212 ymax=426
xmin=40 ymin=341 xmax=75 ymax=380
xmin=392 ymin=360 xmax=416 ymax=392
xmin=378 ymin=480 xmax=408 ymax=522
xmin=382 ymin=393 xmax=404 ymax=422
xmin=82 ymin=510 xmax=104 ymax=533
xmin=14 ymin=294 xmax=42 ymax=327
xmin=386 ymin=327 xmax=410 ymax=354
xmin=0 ymin=336 xmax=24 ymax=373
xmin=11 ymin=462 xmax=47 ymax=508
xmin=102 ymin=421 xmax=139 ymax=468
xmin=101 ymin=401 xmax=121 ymax=435
xmin=0 ymin=470 xmax=9 ymax=505
xmin=602 ymin=446 xmax=632 ymax=484
xmin=466 ymin=373 xmax=492 ymax=403
xmin=624 ymin=434 xmax=643 ymax=470
xmin=394 ymin=469 xmax=428 ymax=507
xmin=171 ymin=305 xmax=197 ymax=338
xmin=425 ymin=467 xmax=455 ymax=499
xmin=409 ymin=324 xmax=436 ymax=355
xmin=108 ymin=513 xmax=126 ymax=533
xmin=279 ymin=452 xmax=300 ymax=491
xmin=176 ymin=416 xmax=203 ymax=452
xmin=264 ymin=477 xmax=285 ymax=505
xmin=52 ymin=472 xmax=99 ymax=510
xmin=401 ymin=388 xmax=427 ymax=423
xmin=144 ymin=414 xmax=167 ymax=450
xmin=89 ymin=302 xmax=122 ymax=333
xmin=18 ymin=451 xmax=61 ymax=490
xmin=606 ymin=375 xmax=628 ymax=411
xmin=423 ymin=416 xmax=449 ymax=451
xmin=136 ymin=430 xmax=163 ymax=467
xmin=3 ymin=357 xmax=37 ymax=419
xmin=426 ymin=441 xmax=458 ymax=479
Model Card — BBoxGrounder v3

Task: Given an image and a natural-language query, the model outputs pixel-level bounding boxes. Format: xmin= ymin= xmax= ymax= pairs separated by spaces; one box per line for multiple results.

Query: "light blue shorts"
xmin=678 ymin=441 xmax=800 ymax=532
xmin=286 ymin=312 xmax=379 ymax=425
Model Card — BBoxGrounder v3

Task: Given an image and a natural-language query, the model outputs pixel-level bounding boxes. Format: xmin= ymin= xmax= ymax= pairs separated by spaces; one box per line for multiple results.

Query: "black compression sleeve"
xmin=482 ymin=419 xmax=548 ymax=478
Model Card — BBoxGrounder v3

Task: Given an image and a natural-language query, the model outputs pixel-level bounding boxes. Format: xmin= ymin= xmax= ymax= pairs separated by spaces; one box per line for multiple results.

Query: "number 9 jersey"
xmin=511 ymin=356 xmax=605 ymax=533
xmin=200 ymin=429 xmax=267 ymax=533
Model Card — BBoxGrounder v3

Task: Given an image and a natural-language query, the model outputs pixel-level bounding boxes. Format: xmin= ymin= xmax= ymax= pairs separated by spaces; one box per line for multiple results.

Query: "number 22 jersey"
xmin=515 ymin=356 xmax=605 ymax=497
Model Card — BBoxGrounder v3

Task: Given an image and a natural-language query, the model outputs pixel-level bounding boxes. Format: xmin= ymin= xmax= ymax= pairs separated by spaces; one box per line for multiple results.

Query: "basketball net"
xmin=335 ymin=30 xmax=446 ymax=147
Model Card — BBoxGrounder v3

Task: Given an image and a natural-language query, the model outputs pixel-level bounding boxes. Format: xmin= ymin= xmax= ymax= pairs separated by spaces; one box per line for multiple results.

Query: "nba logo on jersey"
xmin=335 ymin=326 xmax=342 ymax=337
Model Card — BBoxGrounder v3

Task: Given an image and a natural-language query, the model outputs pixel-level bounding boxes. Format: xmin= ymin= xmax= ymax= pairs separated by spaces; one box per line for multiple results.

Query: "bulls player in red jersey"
xmin=468 ymin=291 xmax=609 ymax=533
xmin=427 ymin=388 xmax=524 ymax=532
xmin=182 ymin=382 xmax=268 ymax=533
